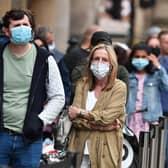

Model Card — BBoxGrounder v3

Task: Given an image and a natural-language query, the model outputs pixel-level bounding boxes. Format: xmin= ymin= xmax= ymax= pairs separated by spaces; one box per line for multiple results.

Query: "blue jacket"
xmin=159 ymin=56 xmax=168 ymax=113
xmin=126 ymin=66 xmax=168 ymax=122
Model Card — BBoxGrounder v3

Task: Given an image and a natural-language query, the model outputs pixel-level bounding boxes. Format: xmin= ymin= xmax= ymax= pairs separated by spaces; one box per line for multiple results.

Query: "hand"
xmin=68 ymin=105 xmax=80 ymax=120
xmin=148 ymin=54 xmax=161 ymax=69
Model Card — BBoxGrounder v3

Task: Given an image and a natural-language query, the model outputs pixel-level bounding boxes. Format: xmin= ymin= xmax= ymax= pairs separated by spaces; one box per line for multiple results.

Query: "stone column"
xmin=0 ymin=0 xmax=11 ymax=17
xmin=134 ymin=0 xmax=155 ymax=42
xmin=54 ymin=0 xmax=70 ymax=52
xmin=11 ymin=0 xmax=27 ymax=9
xmin=70 ymin=0 xmax=99 ymax=35
xmin=29 ymin=0 xmax=70 ymax=52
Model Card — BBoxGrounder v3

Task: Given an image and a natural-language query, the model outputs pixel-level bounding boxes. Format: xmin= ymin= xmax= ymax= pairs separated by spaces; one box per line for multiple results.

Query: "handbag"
xmin=52 ymin=107 xmax=72 ymax=151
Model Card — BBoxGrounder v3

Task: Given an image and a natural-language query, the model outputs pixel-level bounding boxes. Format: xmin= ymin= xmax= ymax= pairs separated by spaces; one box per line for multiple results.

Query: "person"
xmin=146 ymin=36 xmax=160 ymax=57
xmin=103 ymin=0 xmax=131 ymax=22
xmin=158 ymin=30 xmax=168 ymax=116
xmin=126 ymin=42 xmax=168 ymax=140
xmin=63 ymin=24 xmax=102 ymax=75
xmin=157 ymin=30 xmax=168 ymax=168
xmin=71 ymin=31 xmax=129 ymax=103
xmin=35 ymin=26 xmax=62 ymax=62
xmin=113 ymin=42 xmax=130 ymax=66
xmin=34 ymin=25 xmax=71 ymax=106
xmin=34 ymin=27 xmax=49 ymax=50
xmin=0 ymin=9 xmax=65 ymax=168
xmin=36 ymin=26 xmax=56 ymax=51
xmin=0 ymin=19 xmax=9 ymax=45
xmin=66 ymin=34 xmax=80 ymax=54
xmin=67 ymin=44 xmax=127 ymax=168
xmin=145 ymin=26 xmax=161 ymax=39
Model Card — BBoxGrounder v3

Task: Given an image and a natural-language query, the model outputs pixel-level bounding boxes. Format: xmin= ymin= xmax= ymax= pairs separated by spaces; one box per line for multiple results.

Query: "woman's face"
xmin=133 ymin=50 xmax=148 ymax=59
xmin=90 ymin=48 xmax=111 ymax=80
xmin=92 ymin=48 xmax=110 ymax=64
xmin=131 ymin=50 xmax=150 ymax=72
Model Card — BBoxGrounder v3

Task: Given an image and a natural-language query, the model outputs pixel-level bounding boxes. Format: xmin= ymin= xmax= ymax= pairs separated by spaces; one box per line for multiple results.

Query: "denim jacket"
xmin=126 ymin=66 xmax=168 ymax=123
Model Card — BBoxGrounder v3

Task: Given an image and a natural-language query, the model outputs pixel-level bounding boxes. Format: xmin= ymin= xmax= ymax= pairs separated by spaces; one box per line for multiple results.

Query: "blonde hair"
xmin=84 ymin=43 xmax=118 ymax=90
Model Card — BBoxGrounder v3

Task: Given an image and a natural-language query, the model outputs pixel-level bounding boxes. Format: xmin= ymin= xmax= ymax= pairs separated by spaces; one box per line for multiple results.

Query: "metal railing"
xmin=138 ymin=117 xmax=168 ymax=168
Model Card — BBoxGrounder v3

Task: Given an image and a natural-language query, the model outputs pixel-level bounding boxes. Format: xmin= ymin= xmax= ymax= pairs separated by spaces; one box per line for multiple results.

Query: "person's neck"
xmin=80 ymin=43 xmax=90 ymax=50
xmin=9 ymin=42 xmax=32 ymax=57
xmin=135 ymin=70 xmax=146 ymax=74
xmin=93 ymin=77 xmax=108 ymax=98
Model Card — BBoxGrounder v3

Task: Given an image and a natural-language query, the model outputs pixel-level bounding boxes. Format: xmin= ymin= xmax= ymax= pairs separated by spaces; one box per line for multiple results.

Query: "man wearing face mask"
xmin=0 ymin=9 xmax=65 ymax=168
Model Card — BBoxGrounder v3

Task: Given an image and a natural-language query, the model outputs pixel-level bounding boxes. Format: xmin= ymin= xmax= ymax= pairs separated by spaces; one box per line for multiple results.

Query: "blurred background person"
xmin=158 ymin=30 xmax=168 ymax=168
xmin=146 ymin=36 xmax=160 ymax=57
xmin=158 ymin=30 xmax=168 ymax=117
xmin=63 ymin=24 xmax=102 ymax=75
xmin=34 ymin=26 xmax=71 ymax=106
xmin=113 ymin=42 xmax=130 ymax=66
xmin=0 ymin=19 xmax=9 ymax=45
xmin=145 ymin=26 xmax=161 ymax=39
xmin=102 ymin=0 xmax=131 ymax=22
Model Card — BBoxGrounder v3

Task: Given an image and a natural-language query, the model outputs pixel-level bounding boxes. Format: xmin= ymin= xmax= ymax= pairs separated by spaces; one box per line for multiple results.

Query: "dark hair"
xmin=114 ymin=45 xmax=129 ymax=66
xmin=2 ymin=9 xmax=35 ymax=30
xmin=126 ymin=42 xmax=154 ymax=73
xmin=91 ymin=31 xmax=112 ymax=47
xmin=34 ymin=26 xmax=49 ymax=50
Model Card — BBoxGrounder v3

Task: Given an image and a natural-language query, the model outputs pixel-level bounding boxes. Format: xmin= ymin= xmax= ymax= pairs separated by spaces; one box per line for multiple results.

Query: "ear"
xmin=3 ymin=27 xmax=11 ymax=37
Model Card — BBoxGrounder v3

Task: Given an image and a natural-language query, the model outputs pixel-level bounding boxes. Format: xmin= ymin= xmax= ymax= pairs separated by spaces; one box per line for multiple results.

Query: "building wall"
xmin=29 ymin=0 xmax=70 ymax=52
xmin=1 ymin=0 xmax=168 ymax=50
xmin=0 ymin=0 xmax=11 ymax=17
xmin=70 ymin=0 xmax=99 ymax=35
xmin=134 ymin=0 xmax=168 ymax=43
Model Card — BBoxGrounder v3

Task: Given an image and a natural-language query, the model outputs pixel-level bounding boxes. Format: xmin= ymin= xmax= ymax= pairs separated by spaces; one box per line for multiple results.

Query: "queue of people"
xmin=0 ymin=8 xmax=168 ymax=168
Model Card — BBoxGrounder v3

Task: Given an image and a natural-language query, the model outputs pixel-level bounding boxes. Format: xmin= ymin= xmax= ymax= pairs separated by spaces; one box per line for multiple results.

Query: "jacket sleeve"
xmin=158 ymin=66 xmax=168 ymax=91
xmin=38 ymin=55 xmax=65 ymax=126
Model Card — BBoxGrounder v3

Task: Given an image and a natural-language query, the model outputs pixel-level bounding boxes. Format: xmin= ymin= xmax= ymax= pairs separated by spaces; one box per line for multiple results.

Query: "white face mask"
xmin=90 ymin=61 xmax=110 ymax=80
xmin=48 ymin=41 xmax=56 ymax=51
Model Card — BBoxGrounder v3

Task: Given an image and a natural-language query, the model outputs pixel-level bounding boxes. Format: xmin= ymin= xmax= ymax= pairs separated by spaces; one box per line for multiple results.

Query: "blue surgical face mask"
xmin=10 ymin=25 xmax=32 ymax=45
xmin=132 ymin=58 xmax=149 ymax=71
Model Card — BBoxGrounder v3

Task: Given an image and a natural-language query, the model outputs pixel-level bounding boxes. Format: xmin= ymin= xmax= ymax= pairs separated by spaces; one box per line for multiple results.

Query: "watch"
xmin=79 ymin=110 xmax=84 ymax=118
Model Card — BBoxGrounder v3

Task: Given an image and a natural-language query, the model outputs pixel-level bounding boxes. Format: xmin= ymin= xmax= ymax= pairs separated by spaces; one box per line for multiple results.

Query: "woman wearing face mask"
xmin=126 ymin=42 xmax=168 ymax=140
xmin=67 ymin=44 xmax=127 ymax=168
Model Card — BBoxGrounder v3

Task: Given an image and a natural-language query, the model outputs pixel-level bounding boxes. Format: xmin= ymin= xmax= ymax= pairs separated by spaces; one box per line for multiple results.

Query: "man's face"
xmin=46 ymin=32 xmax=54 ymax=45
xmin=160 ymin=34 xmax=168 ymax=55
xmin=5 ymin=15 xmax=31 ymax=37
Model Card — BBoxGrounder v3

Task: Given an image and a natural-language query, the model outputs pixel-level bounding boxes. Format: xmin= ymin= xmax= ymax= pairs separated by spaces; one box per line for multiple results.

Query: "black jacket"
xmin=0 ymin=43 xmax=50 ymax=141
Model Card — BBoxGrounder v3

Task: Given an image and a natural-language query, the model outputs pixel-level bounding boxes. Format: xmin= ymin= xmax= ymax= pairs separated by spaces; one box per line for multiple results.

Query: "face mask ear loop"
xmin=31 ymin=30 xmax=34 ymax=42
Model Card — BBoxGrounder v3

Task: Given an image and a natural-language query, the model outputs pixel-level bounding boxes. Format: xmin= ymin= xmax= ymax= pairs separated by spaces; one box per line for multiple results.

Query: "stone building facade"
xmin=0 ymin=0 xmax=168 ymax=51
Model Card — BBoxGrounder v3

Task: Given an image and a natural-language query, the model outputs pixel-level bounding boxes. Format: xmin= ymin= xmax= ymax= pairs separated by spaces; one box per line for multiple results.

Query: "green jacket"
xmin=68 ymin=77 xmax=127 ymax=168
